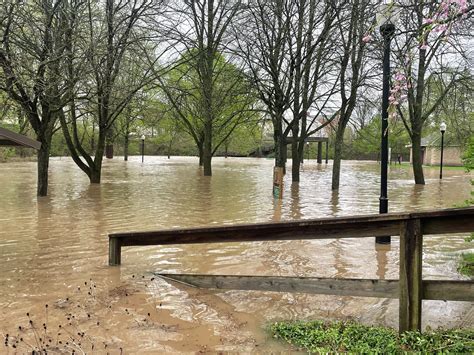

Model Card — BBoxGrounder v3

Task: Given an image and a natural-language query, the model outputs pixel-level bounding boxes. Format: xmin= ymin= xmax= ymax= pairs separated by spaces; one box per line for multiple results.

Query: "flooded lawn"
xmin=0 ymin=157 xmax=473 ymax=352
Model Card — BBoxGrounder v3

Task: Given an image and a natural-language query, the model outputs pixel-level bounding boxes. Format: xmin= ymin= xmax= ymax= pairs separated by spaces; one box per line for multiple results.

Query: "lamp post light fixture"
xmin=376 ymin=1 xmax=398 ymax=245
xmin=141 ymin=134 xmax=145 ymax=163
xmin=439 ymin=122 xmax=446 ymax=179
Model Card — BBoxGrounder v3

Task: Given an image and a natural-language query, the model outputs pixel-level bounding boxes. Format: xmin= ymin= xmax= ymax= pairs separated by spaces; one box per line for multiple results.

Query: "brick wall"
xmin=425 ymin=146 xmax=463 ymax=166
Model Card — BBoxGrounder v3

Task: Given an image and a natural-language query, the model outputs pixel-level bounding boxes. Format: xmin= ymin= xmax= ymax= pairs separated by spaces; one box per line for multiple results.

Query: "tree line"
xmin=0 ymin=0 xmax=472 ymax=196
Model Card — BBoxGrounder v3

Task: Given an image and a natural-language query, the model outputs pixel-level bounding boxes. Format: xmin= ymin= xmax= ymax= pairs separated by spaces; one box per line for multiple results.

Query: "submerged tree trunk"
xmin=203 ymin=121 xmax=213 ymax=176
xmin=331 ymin=128 xmax=345 ymax=190
xmin=36 ymin=142 xmax=51 ymax=197
xmin=90 ymin=131 xmax=106 ymax=184
xmin=297 ymin=137 xmax=305 ymax=165
xmin=291 ymin=126 xmax=300 ymax=182
xmin=411 ymin=132 xmax=425 ymax=184
xmin=124 ymin=133 xmax=129 ymax=161
xmin=274 ymin=114 xmax=286 ymax=170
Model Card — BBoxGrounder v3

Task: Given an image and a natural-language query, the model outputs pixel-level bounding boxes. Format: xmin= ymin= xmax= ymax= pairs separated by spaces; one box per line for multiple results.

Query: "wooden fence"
xmin=108 ymin=207 xmax=474 ymax=333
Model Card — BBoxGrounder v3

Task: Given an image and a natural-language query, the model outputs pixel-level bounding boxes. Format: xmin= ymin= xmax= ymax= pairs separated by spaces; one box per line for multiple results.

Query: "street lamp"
xmin=141 ymin=134 xmax=145 ymax=163
xmin=439 ymin=122 xmax=446 ymax=179
xmin=376 ymin=1 xmax=398 ymax=245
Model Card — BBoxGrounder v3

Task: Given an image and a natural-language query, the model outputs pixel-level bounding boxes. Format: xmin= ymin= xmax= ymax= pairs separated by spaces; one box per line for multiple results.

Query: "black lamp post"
xmin=376 ymin=2 xmax=397 ymax=245
xmin=141 ymin=134 xmax=145 ymax=163
xmin=306 ymin=141 xmax=310 ymax=162
xmin=439 ymin=122 xmax=446 ymax=179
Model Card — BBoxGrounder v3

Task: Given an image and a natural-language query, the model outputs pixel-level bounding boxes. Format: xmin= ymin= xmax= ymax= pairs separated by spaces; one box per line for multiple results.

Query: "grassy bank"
xmin=270 ymin=320 xmax=474 ymax=353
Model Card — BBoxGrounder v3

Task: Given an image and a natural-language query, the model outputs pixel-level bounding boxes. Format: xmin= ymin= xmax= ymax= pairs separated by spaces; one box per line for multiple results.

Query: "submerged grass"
xmin=458 ymin=252 xmax=474 ymax=277
xmin=270 ymin=320 xmax=474 ymax=353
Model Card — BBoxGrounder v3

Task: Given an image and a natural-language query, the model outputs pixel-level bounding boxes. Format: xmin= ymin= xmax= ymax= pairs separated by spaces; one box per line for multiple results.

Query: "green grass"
xmin=458 ymin=252 xmax=474 ymax=277
xmin=270 ymin=320 xmax=474 ymax=353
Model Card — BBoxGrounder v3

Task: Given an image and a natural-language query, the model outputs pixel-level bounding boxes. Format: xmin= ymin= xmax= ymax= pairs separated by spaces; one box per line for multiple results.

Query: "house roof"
xmin=0 ymin=127 xmax=41 ymax=150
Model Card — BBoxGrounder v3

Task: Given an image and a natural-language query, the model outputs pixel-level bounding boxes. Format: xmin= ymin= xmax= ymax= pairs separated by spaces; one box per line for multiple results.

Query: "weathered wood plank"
xmin=409 ymin=207 xmax=474 ymax=219
xmin=158 ymin=274 xmax=400 ymax=298
xmin=421 ymin=214 xmax=474 ymax=235
xmin=423 ymin=280 xmax=474 ymax=302
xmin=158 ymin=274 xmax=474 ymax=302
xmin=113 ymin=218 xmax=405 ymax=247
xmin=109 ymin=237 xmax=122 ymax=266
xmin=399 ymin=219 xmax=423 ymax=333
xmin=110 ymin=207 xmax=474 ymax=248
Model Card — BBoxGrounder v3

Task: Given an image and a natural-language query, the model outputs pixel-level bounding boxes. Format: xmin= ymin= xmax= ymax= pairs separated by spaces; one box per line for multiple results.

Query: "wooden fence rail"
xmin=108 ymin=207 xmax=474 ymax=333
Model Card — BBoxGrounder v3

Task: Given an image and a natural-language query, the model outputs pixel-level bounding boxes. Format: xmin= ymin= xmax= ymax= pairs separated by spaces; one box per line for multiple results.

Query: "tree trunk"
xmin=90 ymin=165 xmax=101 ymax=184
xmin=274 ymin=116 xmax=286 ymax=169
xmin=331 ymin=128 xmax=345 ymax=190
xmin=37 ymin=143 xmax=51 ymax=197
xmin=298 ymin=139 xmax=305 ymax=164
xmin=105 ymin=144 xmax=113 ymax=159
xmin=105 ymin=124 xmax=114 ymax=159
xmin=291 ymin=127 xmax=300 ymax=182
xmin=196 ymin=141 xmax=204 ymax=166
xmin=124 ymin=134 xmax=129 ymax=161
xmin=91 ymin=130 xmax=106 ymax=184
xmin=203 ymin=122 xmax=212 ymax=176
xmin=203 ymin=154 xmax=212 ymax=176
xmin=124 ymin=118 xmax=130 ymax=161
xmin=411 ymin=133 xmax=425 ymax=185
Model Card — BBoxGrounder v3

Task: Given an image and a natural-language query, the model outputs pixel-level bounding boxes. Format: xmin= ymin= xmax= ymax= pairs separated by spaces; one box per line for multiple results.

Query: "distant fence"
xmin=108 ymin=207 xmax=474 ymax=333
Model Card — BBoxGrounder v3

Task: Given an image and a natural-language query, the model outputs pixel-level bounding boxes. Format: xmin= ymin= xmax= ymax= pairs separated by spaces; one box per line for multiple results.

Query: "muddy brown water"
xmin=0 ymin=157 xmax=473 ymax=353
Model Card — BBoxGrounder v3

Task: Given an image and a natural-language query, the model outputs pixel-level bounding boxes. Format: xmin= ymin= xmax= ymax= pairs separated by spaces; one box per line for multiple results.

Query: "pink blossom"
xmin=434 ymin=24 xmax=447 ymax=33
xmin=395 ymin=73 xmax=406 ymax=81
xmin=423 ymin=18 xmax=434 ymax=25
xmin=420 ymin=43 xmax=428 ymax=50
xmin=362 ymin=34 xmax=372 ymax=43
xmin=457 ymin=0 xmax=467 ymax=11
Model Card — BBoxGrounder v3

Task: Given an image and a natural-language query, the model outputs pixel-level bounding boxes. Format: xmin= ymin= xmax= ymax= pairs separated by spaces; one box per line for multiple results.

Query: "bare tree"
xmin=287 ymin=0 xmax=339 ymax=182
xmin=157 ymin=0 xmax=248 ymax=176
xmin=59 ymin=0 xmax=161 ymax=183
xmin=234 ymin=0 xmax=295 ymax=170
xmin=331 ymin=0 xmax=375 ymax=190
xmin=0 ymin=0 xmax=70 ymax=196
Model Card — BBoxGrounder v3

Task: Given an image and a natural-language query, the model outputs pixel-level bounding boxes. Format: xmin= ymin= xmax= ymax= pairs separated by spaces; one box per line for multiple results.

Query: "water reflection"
xmin=375 ymin=244 xmax=390 ymax=280
xmin=0 ymin=157 xmax=472 ymax=352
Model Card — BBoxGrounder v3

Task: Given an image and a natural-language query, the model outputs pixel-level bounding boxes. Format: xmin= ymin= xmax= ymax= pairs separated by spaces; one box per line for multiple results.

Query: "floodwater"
xmin=0 ymin=157 xmax=472 ymax=353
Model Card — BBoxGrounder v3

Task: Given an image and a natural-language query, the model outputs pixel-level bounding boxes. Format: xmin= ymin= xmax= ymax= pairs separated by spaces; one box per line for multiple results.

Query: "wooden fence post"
xmin=399 ymin=218 xmax=423 ymax=333
xmin=109 ymin=237 xmax=122 ymax=266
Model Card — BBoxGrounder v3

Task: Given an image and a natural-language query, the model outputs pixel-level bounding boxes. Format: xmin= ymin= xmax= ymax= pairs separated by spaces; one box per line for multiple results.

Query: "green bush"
xmin=270 ymin=320 xmax=474 ymax=353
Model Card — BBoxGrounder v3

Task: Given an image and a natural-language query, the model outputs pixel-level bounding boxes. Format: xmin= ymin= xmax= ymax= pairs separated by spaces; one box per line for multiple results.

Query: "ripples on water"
xmin=0 ymin=157 xmax=472 ymax=352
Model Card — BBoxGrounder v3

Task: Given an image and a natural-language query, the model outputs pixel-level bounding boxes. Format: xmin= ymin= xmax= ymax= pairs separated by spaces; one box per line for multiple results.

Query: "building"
xmin=406 ymin=134 xmax=463 ymax=166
